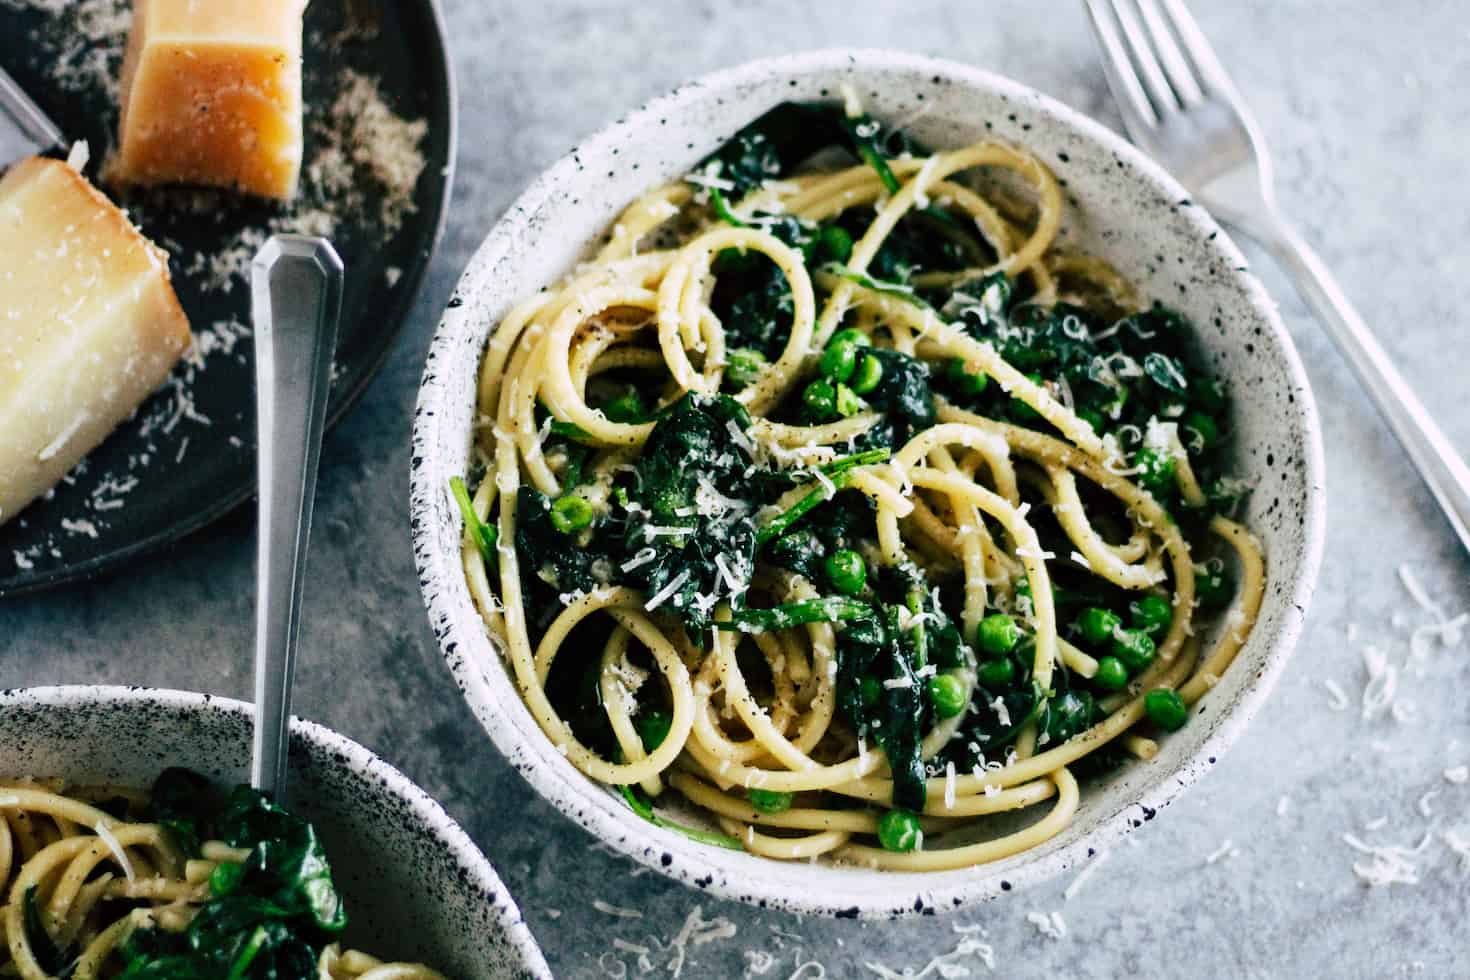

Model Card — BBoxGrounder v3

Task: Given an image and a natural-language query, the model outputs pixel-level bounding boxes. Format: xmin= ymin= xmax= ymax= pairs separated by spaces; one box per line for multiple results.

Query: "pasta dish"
xmin=452 ymin=97 xmax=1265 ymax=870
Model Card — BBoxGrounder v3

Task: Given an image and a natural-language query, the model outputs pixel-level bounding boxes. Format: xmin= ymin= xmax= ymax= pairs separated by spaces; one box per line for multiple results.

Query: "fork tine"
xmin=1157 ymin=0 xmax=1236 ymax=96
xmin=1082 ymin=0 xmax=1159 ymax=131
xmin=1135 ymin=0 xmax=1204 ymax=105
xmin=1107 ymin=0 xmax=1182 ymax=116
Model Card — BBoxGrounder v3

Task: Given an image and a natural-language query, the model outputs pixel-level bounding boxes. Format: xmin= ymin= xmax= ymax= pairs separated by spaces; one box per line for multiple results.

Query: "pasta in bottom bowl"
xmin=0 ymin=687 xmax=550 ymax=979
xmin=412 ymin=49 xmax=1324 ymax=917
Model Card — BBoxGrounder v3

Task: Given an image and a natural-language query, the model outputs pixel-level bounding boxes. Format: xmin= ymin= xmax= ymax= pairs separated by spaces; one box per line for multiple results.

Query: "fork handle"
xmin=1234 ymin=211 xmax=1470 ymax=557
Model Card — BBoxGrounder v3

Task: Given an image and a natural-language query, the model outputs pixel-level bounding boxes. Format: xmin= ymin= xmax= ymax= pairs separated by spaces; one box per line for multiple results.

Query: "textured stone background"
xmin=5 ymin=1 xmax=1469 ymax=977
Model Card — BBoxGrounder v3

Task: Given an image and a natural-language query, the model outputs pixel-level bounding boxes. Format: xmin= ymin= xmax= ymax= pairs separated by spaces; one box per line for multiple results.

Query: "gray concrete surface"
xmin=4 ymin=1 xmax=1469 ymax=976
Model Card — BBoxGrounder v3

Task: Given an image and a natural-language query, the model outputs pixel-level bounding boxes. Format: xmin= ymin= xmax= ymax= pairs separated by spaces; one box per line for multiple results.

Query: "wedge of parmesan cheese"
xmin=107 ymin=0 xmax=309 ymax=200
xmin=0 ymin=156 xmax=191 ymax=526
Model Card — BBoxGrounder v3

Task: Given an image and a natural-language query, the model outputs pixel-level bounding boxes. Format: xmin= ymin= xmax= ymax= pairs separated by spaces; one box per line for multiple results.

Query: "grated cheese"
xmin=1397 ymin=564 xmax=1445 ymax=621
xmin=94 ymin=822 xmax=135 ymax=882
xmin=662 ymin=905 xmax=737 ymax=979
xmin=36 ymin=412 xmax=89 ymax=462
xmin=1203 ymin=839 xmax=1238 ymax=865
xmin=1342 ymin=831 xmax=1431 ymax=887
xmin=60 ymin=518 xmax=100 ymax=539
xmin=1360 ymin=646 xmax=1398 ymax=721
xmin=1442 ymin=830 xmax=1470 ymax=872
xmin=592 ymin=899 xmax=643 ymax=919
xmin=1417 ymin=791 xmax=1439 ymax=819
xmin=642 ymin=525 xmax=690 ymax=540
xmin=988 ymin=696 xmax=1011 ymax=727
xmin=644 ymin=570 xmax=690 ymax=611
xmin=1062 ymin=849 xmax=1111 ymax=901
xmin=1025 ymin=910 xmax=1067 ymax=941
xmin=621 ymin=548 xmax=656 ymax=572
xmin=863 ymin=925 xmax=996 ymax=977
xmin=811 ymin=468 xmax=837 ymax=499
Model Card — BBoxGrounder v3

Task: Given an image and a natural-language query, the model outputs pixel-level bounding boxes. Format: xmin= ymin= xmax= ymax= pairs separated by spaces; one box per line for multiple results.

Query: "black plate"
xmin=0 ymin=0 xmax=455 ymax=597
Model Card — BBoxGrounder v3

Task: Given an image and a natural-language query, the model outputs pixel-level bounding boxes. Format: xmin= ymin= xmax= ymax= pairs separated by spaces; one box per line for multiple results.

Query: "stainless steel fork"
xmin=1083 ymin=0 xmax=1470 ymax=558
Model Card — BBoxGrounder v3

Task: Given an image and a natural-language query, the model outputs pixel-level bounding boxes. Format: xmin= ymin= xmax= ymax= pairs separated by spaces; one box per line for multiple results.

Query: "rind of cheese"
xmin=0 ymin=157 xmax=192 ymax=527
xmin=107 ymin=0 xmax=309 ymax=200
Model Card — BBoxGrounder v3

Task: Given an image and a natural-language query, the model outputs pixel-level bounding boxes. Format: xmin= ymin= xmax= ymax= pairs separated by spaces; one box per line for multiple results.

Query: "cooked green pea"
xmin=550 ymin=494 xmax=594 ymax=533
xmin=946 ymin=358 xmax=989 ymax=396
xmin=1092 ymin=656 xmax=1129 ymax=692
xmin=977 ymin=613 xmax=1020 ymax=655
xmin=1077 ymin=607 xmax=1122 ymax=647
xmin=1144 ymin=688 xmax=1188 ymax=731
xmin=635 ymin=710 xmax=671 ymax=752
xmin=976 ymin=657 xmax=1014 ymax=689
xmin=209 ymin=861 xmax=244 ymax=897
xmin=877 ymin=808 xmax=922 ymax=852
xmin=1135 ymin=446 xmax=1175 ymax=497
xmin=819 ymin=341 xmax=859 ymax=382
xmin=859 ymin=675 xmax=882 ymax=707
xmin=820 ymin=225 xmax=854 ymax=263
xmin=849 ymin=353 xmax=883 ymax=394
xmin=1183 ymin=410 xmax=1219 ymax=450
xmin=927 ymin=673 xmax=968 ymax=719
xmin=834 ymin=383 xmax=864 ymax=417
xmin=824 ymin=549 xmax=867 ymax=596
xmin=802 ymin=378 xmax=837 ymax=416
xmin=726 ymin=347 xmax=768 ymax=388
xmin=1129 ymin=594 xmax=1173 ymax=637
xmin=1110 ymin=628 xmax=1156 ymax=672
xmin=602 ymin=388 xmax=646 ymax=423
xmin=829 ymin=327 xmax=871 ymax=350
xmin=748 ymin=788 xmax=794 ymax=814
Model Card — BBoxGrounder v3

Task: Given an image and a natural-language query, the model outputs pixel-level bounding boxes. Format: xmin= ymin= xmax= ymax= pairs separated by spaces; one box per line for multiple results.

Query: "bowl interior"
xmin=0 ymin=687 xmax=549 ymax=980
xmin=412 ymin=49 xmax=1324 ymax=917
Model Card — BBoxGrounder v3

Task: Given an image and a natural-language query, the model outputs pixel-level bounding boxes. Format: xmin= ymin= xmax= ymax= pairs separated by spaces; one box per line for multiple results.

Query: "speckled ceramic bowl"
xmin=411 ymin=50 xmax=1325 ymax=918
xmin=0 ymin=687 xmax=550 ymax=979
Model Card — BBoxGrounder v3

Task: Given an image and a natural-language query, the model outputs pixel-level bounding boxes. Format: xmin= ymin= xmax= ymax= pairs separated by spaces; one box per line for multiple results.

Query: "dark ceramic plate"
xmin=0 ymin=0 xmax=455 ymax=597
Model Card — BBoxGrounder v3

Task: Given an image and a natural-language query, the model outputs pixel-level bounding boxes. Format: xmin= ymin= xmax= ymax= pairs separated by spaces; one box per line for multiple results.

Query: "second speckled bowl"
xmin=0 ymin=687 xmax=551 ymax=979
xmin=411 ymin=49 xmax=1325 ymax=918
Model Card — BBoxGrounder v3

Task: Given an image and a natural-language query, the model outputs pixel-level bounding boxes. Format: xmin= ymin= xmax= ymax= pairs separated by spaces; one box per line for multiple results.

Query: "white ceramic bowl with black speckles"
xmin=0 ymin=687 xmax=551 ymax=979
xmin=411 ymin=50 xmax=1325 ymax=918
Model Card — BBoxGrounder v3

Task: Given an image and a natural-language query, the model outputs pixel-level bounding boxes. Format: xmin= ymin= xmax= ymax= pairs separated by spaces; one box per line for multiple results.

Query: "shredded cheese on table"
xmin=1024 ymin=910 xmax=1067 ymax=941
xmin=1063 ymin=849 xmax=1111 ymax=901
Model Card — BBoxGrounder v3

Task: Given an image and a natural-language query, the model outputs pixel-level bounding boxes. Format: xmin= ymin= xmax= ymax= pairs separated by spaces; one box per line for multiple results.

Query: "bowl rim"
xmin=410 ymin=47 xmax=1327 ymax=918
xmin=0 ymin=685 xmax=552 ymax=979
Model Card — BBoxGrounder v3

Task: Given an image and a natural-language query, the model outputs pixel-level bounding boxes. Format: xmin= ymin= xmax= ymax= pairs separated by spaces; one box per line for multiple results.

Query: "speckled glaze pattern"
xmin=0 ymin=687 xmax=551 ymax=980
xmin=410 ymin=50 xmax=1325 ymax=919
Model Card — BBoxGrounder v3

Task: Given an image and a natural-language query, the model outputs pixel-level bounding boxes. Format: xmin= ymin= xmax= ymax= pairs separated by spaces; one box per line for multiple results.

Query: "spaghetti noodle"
xmin=454 ymin=98 xmax=1265 ymax=870
xmin=0 ymin=775 xmax=445 ymax=979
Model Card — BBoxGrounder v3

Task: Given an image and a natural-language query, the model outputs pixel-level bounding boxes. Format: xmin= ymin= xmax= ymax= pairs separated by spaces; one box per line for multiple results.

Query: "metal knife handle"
xmin=250 ymin=235 xmax=344 ymax=803
xmin=0 ymin=65 xmax=63 ymax=159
